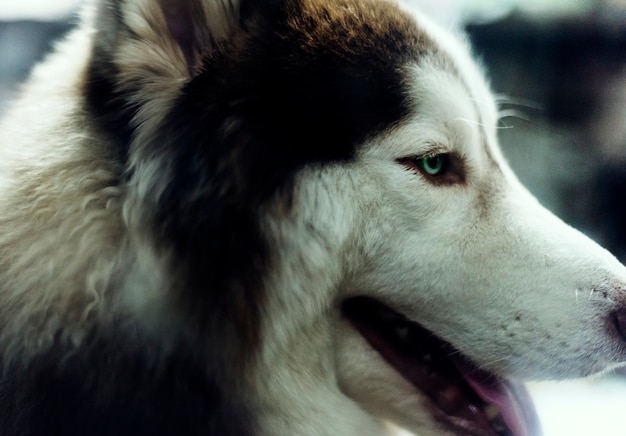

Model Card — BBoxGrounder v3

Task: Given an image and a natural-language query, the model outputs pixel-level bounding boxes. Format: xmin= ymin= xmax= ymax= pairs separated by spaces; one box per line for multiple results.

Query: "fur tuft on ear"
xmin=158 ymin=0 xmax=242 ymax=75
xmin=108 ymin=0 xmax=242 ymax=77
xmin=86 ymin=0 xmax=254 ymax=144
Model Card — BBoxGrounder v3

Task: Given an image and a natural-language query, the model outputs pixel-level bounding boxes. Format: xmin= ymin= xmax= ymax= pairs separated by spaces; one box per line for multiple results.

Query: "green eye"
xmin=419 ymin=154 xmax=445 ymax=176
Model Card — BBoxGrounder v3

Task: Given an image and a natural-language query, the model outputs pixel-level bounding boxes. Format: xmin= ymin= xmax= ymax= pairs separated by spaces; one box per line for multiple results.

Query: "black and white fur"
xmin=1 ymin=0 xmax=626 ymax=435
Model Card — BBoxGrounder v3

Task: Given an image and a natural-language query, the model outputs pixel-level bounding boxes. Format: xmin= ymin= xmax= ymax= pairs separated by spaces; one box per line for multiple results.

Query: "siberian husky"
xmin=1 ymin=0 xmax=626 ymax=435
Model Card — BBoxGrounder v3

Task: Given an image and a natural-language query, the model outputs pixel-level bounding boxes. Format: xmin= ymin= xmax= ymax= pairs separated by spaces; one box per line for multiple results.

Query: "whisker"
xmin=497 ymin=109 xmax=531 ymax=122
xmin=454 ymin=117 xmax=512 ymax=130
xmin=494 ymin=94 xmax=543 ymax=111
xmin=495 ymin=94 xmax=544 ymax=127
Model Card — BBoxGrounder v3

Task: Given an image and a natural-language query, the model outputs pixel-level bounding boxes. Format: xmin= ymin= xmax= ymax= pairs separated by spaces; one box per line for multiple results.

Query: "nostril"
xmin=613 ymin=309 xmax=626 ymax=341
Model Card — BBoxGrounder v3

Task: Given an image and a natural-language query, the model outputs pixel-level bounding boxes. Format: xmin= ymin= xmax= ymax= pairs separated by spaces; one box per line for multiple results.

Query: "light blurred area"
xmin=529 ymin=378 xmax=626 ymax=436
xmin=0 ymin=0 xmax=81 ymax=21
xmin=1 ymin=1 xmax=626 ymax=435
xmin=0 ymin=1 xmax=78 ymax=113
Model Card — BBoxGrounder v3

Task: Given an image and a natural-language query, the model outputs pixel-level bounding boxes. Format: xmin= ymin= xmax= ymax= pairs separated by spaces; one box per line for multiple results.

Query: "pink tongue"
xmin=465 ymin=374 xmax=542 ymax=436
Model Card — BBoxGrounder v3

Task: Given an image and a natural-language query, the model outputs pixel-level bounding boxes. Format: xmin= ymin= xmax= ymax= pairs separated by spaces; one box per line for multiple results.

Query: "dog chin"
xmin=337 ymin=297 xmax=541 ymax=436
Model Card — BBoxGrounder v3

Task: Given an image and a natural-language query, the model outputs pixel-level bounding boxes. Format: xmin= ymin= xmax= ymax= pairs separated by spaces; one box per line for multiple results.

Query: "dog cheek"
xmin=334 ymin=319 xmax=453 ymax=434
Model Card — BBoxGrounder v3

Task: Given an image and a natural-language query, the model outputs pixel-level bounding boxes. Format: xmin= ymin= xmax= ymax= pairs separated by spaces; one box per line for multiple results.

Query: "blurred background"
xmin=1 ymin=0 xmax=625 ymax=434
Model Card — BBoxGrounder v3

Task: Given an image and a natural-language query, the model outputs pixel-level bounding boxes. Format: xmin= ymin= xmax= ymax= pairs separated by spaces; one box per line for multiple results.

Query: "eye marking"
xmin=398 ymin=152 xmax=466 ymax=186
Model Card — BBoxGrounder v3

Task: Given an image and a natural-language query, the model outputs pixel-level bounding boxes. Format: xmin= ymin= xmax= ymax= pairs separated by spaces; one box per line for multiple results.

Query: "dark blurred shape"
xmin=467 ymin=13 xmax=626 ymax=127
xmin=594 ymin=163 xmax=626 ymax=260
xmin=467 ymin=12 xmax=626 ymax=262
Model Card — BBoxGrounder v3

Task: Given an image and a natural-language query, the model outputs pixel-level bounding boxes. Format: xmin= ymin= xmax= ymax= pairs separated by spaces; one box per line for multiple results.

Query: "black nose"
xmin=613 ymin=308 xmax=626 ymax=341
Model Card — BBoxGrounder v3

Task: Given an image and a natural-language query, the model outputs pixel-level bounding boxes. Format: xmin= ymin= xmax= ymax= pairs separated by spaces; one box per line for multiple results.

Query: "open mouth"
xmin=342 ymin=297 xmax=541 ymax=436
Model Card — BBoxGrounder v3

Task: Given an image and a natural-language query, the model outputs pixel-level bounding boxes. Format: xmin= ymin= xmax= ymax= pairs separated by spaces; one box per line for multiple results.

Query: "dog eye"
xmin=418 ymin=154 xmax=446 ymax=176
xmin=398 ymin=152 xmax=466 ymax=186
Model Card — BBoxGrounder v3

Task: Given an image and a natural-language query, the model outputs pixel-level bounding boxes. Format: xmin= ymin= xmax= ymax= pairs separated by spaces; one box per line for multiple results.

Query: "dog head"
xmin=86 ymin=0 xmax=626 ymax=434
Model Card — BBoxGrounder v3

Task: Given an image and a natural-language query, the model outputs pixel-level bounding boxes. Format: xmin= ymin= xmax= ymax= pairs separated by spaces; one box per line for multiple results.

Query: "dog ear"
xmin=157 ymin=0 xmax=240 ymax=75
xmin=91 ymin=0 xmax=253 ymax=80
xmin=87 ymin=0 xmax=281 ymax=141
